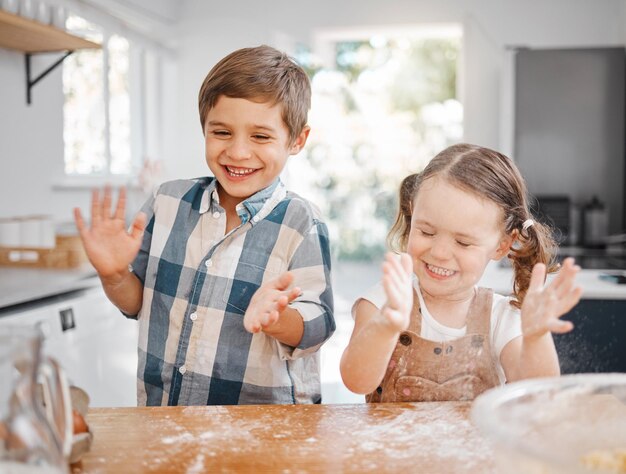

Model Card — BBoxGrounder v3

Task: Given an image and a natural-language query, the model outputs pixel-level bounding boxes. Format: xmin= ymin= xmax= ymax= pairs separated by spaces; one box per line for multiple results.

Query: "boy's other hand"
xmin=243 ymin=271 xmax=301 ymax=334
xmin=380 ymin=252 xmax=413 ymax=333
xmin=74 ymin=186 xmax=146 ymax=281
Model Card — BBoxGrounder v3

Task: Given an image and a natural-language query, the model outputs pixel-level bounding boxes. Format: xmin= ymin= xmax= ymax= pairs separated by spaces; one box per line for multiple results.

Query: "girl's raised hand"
xmin=74 ymin=186 xmax=146 ymax=279
xmin=380 ymin=252 xmax=414 ymax=333
xmin=521 ymin=257 xmax=583 ymax=340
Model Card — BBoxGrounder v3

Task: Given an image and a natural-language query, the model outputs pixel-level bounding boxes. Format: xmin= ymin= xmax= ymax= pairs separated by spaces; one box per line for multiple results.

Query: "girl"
xmin=340 ymin=143 xmax=582 ymax=402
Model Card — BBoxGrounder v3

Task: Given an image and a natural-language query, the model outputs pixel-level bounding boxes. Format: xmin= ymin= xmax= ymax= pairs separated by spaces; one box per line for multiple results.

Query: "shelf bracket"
xmin=25 ymin=51 xmax=74 ymax=105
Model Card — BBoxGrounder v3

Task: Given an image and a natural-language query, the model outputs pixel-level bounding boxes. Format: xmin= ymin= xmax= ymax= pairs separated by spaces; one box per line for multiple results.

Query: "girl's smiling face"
xmin=407 ymin=176 xmax=513 ymax=301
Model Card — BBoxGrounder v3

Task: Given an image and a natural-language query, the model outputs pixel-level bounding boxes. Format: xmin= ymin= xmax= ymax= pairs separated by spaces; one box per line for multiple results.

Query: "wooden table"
xmin=71 ymin=402 xmax=495 ymax=473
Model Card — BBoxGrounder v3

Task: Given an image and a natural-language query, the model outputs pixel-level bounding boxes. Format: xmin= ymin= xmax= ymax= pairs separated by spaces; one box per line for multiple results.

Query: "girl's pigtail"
xmin=387 ymin=173 xmax=419 ymax=253
xmin=508 ymin=217 xmax=559 ymax=308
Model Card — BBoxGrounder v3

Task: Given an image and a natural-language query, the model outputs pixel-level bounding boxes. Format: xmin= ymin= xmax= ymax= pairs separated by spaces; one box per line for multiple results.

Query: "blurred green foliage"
xmin=296 ymin=36 xmax=461 ymax=261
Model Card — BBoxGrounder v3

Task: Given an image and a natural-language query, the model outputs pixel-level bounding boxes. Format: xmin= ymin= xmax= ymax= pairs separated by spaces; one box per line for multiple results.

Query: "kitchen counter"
xmin=479 ymin=262 xmax=626 ymax=300
xmin=0 ymin=265 xmax=98 ymax=308
xmin=72 ymin=402 xmax=494 ymax=473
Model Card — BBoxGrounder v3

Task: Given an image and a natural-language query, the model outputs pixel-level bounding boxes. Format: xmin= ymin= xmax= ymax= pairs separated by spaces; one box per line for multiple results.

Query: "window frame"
xmin=54 ymin=13 xmax=167 ymax=190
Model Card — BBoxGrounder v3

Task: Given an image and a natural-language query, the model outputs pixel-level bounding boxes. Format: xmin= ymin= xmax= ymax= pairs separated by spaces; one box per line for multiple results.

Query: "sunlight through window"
xmin=63 ymin=17 xmax=131 ymax=177
xmin=292 ymin=26 xmax=463 ymax=261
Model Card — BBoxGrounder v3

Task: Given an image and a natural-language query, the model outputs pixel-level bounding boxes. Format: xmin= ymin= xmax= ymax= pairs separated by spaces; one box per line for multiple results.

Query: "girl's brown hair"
xmin=387 ymin=143 xmax=558 ymax=308
xmin=198 ymin=45 xmax=311 ymax=144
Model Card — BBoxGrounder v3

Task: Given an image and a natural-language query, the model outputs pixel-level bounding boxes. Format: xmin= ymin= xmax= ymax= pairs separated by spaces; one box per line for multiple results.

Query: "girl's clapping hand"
xmin=380 ymin=252 xmax=414 ymax=333
xmin=521 ymin=257 xmax=583 ymax=340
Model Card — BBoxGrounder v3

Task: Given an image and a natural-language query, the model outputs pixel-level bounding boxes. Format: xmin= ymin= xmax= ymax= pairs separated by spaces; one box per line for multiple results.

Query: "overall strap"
xmin=465 ymin=287 xmax=494 ymax=335
xmin=408 ymin=289 xmax=422 ymax=335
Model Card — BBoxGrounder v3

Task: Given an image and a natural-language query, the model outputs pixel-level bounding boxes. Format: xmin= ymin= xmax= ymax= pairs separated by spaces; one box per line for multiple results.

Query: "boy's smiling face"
xmin=204 ymin=96 xmax=309 ymax=213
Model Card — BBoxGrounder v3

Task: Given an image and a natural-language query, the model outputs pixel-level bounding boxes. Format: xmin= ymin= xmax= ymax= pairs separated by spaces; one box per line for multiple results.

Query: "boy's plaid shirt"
xmin=128 ymin=177 xmax=335 ymax=406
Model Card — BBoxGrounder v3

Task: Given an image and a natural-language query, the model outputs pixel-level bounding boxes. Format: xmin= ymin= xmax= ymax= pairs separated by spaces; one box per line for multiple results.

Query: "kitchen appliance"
xmin=599 ymin=271 xmax=626 ymax=284
xmin=471 ymin=373 xmax=626 ymax=473
xmin=0 ymin=325 xmax=71 ymax=473
xmin=513 ymin=47 xmax=625 ymax=240
xmin=0 ymin=286 xmax=138 ymax=407
xmin=583 ymin=196 xmax=609 ymax=248
xmin=534 ymin=195 xmax=572 ymax=244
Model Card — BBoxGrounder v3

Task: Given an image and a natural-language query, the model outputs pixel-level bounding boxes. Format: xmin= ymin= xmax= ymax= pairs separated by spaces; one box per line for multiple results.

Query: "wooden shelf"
xmin=0 ymin=9 xmax=100 ymax=53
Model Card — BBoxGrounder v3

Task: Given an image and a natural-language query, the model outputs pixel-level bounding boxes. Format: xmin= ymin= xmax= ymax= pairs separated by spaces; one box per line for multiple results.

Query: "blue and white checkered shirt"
xmin=128 ymin=177 xmax=335 ymax=406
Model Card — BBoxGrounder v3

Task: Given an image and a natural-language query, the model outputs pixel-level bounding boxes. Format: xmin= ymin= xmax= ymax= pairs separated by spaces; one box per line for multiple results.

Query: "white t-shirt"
xmin=352 ymin=277 xmax=522 ymax=384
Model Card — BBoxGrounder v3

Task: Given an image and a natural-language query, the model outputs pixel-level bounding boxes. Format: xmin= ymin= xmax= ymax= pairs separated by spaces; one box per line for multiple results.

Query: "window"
xmin=291 ymin=25 xmax=463 ymax=261
xmin=62 ymin=16 xmax=138 ymax=178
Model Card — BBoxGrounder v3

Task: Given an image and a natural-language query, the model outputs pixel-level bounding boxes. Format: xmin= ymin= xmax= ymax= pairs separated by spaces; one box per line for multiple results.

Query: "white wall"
xmin=0 ymin=49 xmax=74 ymax=220
xmin=0 ymin=0 xmax=625 ymax=222
xmin=171 ymin=0 xmax=626 ymax=180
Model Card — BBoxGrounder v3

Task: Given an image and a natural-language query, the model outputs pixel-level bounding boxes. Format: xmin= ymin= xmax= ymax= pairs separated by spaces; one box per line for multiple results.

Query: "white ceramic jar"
xmin=1 ymin=0 xmax=19 ymax=14
xmin=0 ymin=218 xmax=21 ymax=247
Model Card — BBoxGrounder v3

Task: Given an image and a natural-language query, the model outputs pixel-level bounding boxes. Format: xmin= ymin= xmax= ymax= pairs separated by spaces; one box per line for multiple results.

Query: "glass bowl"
xmin=471 ymin=373 xmax=626 ymax=473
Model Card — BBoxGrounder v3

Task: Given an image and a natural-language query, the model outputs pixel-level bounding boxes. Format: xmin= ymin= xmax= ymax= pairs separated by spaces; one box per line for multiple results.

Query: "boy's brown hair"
xmin=198 ymin=45 xmax=311 ymax=144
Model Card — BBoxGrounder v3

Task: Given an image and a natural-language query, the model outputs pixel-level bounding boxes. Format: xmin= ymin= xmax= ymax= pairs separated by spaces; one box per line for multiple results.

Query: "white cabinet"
xmin=0 ymin=286 xmax=138 ymax=407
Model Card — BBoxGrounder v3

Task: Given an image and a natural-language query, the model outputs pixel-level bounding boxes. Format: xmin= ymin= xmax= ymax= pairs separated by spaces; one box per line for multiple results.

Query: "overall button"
xmin=433 ymin=347 xmax=442 ymax=355
xmin=252 ymin=215 xmax=260 ymax=223
xmin=178 ymin=366 xmax=186 ymax=375
xmin=376 ymin=386 xmax=383 ymax=394
xmin=190 ymin=312 xmax=197 ymax=321
xmin=399 ymin=333 xmax=412 ymax=346
xmin=205 ymin=259 xmax=213 ymax=268
xmin=471 ymin=335 xmax=483 ymax=348
xmin=212 ymin=211 xmax=220 ymax=219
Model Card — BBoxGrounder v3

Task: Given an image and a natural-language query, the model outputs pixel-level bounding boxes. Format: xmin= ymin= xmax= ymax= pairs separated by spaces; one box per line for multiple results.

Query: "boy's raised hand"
xmin=243 ymin=271 xmax=301 ymax=334
xmin=521 ymin=257 xmax=583 ymax=340
xmin=74 ymin=186 xmax=146 ymax=279
xmin=380 ymin=252 xmax=414 ymax=333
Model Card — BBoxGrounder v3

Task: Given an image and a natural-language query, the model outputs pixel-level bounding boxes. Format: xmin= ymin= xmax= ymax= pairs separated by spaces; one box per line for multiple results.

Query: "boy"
xmin=74 ymin=45 xmax=335 ymax=406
